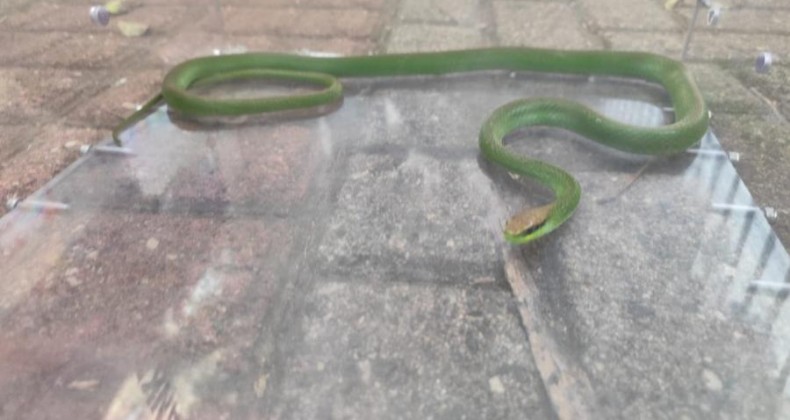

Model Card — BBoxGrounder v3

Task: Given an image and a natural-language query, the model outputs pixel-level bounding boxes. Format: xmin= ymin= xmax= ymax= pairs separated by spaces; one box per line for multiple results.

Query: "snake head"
xmin=503 ymin=203 xmax=555 ymax=245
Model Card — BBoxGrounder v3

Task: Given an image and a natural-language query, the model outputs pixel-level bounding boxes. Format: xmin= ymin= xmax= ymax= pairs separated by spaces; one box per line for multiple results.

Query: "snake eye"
xmin=503 ymin=203 xmax=554 ymax=244
xmin=503 ymin=217 xmax=549 ymax=245
xmin=520 ymin=220 xmax=546 ymax=236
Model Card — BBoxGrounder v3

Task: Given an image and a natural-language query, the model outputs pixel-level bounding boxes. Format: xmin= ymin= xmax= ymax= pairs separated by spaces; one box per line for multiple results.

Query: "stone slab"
xmin=315 ymin=151 xmax=503 ymax=285
xmin=399 ymin=0 xmax=485 ymax=26
xmin=266 ymin=280 xmax=553 ymax=420
xmin=214 ymin=7 xmax=382 ymax=39
xmin=0 ymin=67 xmax=108 ymax=124
xmin=710 ymin=113 xmax=790 ymax=242
xmin=494 ymin=1 xmax=602 ymax=49
xmin=386 ymin=24 xmax=489 ymax=53
xmin=686 ymin=62 xmax=767 ymax=115
xmin=579 ymin=0 xmax=680 ymax=30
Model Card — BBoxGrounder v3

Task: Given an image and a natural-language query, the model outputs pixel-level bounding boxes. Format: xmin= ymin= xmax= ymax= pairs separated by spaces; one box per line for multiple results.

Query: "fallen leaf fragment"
xmin=117 ymin=21 xmax=149 ymax=37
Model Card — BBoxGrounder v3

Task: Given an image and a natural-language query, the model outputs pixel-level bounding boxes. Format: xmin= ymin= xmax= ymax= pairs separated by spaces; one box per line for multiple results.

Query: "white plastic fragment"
xmin=6 ymin=198 xmax=70 ymax=212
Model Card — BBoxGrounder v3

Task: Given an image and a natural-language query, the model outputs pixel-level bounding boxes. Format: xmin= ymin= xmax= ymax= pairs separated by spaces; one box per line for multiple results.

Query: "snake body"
xmin=112 ymin=48 xmax=709 ymax=244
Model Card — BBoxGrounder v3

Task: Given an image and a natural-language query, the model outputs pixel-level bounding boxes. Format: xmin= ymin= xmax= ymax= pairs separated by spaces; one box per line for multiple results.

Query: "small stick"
xmin=596 ymin=159 xmax=653 ymax=204
xmin=749 ymin=87 xmax=785 ymax=121
xmin=681 ymin=0 xmax=703 ymax=61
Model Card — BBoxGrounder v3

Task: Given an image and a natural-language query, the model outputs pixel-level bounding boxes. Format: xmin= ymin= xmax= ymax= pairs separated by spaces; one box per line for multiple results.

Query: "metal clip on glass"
xmin=89 ymin=5 xmax=110 ymax=26
xmin=6 ymin=197 xmax=70 ymax=212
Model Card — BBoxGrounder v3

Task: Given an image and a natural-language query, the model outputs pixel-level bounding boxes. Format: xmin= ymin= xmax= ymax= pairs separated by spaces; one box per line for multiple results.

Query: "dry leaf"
xmin=664 ymin=0 xmax=681 ymax=10
xmin=104 ymin=0 xmax=127 ymax=15
xmin=117 ymin=21 xmax=149 ymax=37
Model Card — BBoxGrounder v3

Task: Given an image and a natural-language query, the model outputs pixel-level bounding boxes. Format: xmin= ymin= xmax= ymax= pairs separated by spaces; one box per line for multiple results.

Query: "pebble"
xmin=489 ymin=376 xmax=505 ymax=394
xmin=254 ymin=373 xmax=268 ymax=398
xmin=702 ymin=368 xmax=723 ymax=391
xmin=358 ymin=360 xmax=372 ymax=384
xmin=146 ymin=238 xmax=159 ymax=250
xmin=67 ymin=379 xmax=99 ymax=390
xmin=472 ymin=276 xmax=495 ymax=285
xmin=65 ymin=276 xmax=82 ymax=287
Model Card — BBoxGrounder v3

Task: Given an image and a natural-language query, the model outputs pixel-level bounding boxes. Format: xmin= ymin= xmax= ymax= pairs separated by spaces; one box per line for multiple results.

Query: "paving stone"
xmin=686 ymin=62 xmax=767 ymax=115
xmin=675 ymin=7 xmax=790 ymax=33
xmin=687 ymin=31 xmax=790 ymax=59
xmin=710 ymin=113 xmax=790 ymax=242
xmin=399 ymin=0 xmax=485 ymax=26
xmin=309 ymin=0 xmax=388 ymax=8
xmin=0 ymin=31 xmax=65 ymax=65
xmin=0 ymin=125 xmax=34 ymax=164
xmin=156 ymin=31 xmax=372 ymax=64
xmin=0 ymin=67 xmax=107 ymax=124
xmin=386 ymin=24 xmax=489 ymax=53
xmin=0 ymin=0 xmax=32 ymax=14
xmin=22 ymin=32 xmax=151 ymax=69
xmin=517 ymin=156 xmax=780 ymax=419
xmin=0 ymin=124 xmax=101 ymax=207
xmin=214 ymin=7 xmax=382 ymax=39
xmin=729 ymin=61 xmax=790 ymax=121
xmin=670 ymin=0 xmax=790 ymax=16
xmin=154 ymin=31 xmax=240 ymax=64
xmin=213 ymin=0 xmax=388 ymax=9
xmin=315 ymin=151 xmax=502 ymax=284
xmin=208 ymin=123 xmax=321 ymax=209
xmin=67 ymin=69 xmax=164 ymax=129
xmin=602 ymin=30 xmax=685 ymax=57
xmin=494 ymin=1 xmax=602 ymax=49
xmin=267 ymin=281 xmax=553 ymax=419
xmin=723 ymin=0 xmax=790 ymax=7
xmin=579 ymin=0 xmax=680 ymax=30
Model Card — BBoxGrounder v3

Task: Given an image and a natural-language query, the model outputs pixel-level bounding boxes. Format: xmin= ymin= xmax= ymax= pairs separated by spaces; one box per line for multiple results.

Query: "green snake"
xmin=112 ymin=48 xmax=708 ymax=244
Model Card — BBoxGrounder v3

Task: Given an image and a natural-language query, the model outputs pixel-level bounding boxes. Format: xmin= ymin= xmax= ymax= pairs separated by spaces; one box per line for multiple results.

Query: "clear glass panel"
xmin=1 ymin=72 xmax=788 ymax=419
